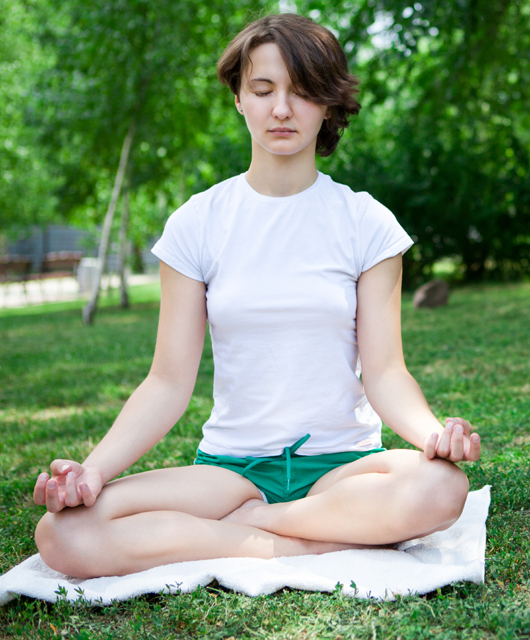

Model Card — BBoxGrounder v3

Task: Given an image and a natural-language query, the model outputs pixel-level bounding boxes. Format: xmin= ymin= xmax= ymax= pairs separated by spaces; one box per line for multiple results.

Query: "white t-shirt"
xmin=152 ymin=171 xmax=413 ymax=457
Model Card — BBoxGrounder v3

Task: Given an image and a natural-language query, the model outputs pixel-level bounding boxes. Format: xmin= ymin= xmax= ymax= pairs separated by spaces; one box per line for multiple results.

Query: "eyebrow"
xmin=248 ymin=77 xmax=275 ymax=85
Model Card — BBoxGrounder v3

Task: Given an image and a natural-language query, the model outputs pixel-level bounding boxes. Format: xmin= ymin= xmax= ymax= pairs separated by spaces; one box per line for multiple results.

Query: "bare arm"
xmin=356 ymin=254 xmax=480 ymax=461
xmin=34 ymin=261 xmax=207 ymax=511
xmin=82 ymin=262 xmax=206 ymax=481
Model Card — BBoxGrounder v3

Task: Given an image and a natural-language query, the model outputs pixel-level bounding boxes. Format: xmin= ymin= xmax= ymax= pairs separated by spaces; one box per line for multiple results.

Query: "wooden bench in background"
xmin=0 ymin=255 xmax=33 ymax=286
xmin=1 ymin=252 xmax=83 ymax=306
xmin=40 ymin=251 xmax=82 ymax=279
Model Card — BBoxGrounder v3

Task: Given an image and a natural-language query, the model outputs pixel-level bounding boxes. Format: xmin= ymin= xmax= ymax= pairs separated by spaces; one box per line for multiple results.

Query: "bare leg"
xmin=35 ymin=465 xmax=355 ymax=579
xmin=222 ymin=450 xmax=469 ymax=544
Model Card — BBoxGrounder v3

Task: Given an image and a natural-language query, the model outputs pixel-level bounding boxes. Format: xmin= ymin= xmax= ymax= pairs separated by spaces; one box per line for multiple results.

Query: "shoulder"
xmin=319 ymin=174 xmax=412 ymax=273
xmin=161 ymin=174 xmax=242 ymax=233
xmin=317 ymin=174 xmax=386 ymax=221
xmin=186 ymin=174 xmax=243 ymax=214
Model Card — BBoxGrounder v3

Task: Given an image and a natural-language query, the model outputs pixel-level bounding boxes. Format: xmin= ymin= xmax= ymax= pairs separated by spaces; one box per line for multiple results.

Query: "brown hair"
xmin=217 ymin=13 xmax=361 ymax=157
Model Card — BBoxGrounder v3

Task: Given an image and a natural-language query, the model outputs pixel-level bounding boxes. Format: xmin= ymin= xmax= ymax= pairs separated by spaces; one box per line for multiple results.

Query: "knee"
xmin=419 ymin=458 xmax=469 ymax=526
xmin=35 ymin=512 xmax=65 ymax=572
xmin=35 ymin=510 xmax=99 ymax=578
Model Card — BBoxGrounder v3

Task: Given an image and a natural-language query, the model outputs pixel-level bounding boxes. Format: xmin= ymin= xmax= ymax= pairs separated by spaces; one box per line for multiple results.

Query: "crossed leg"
xmin=35 ymin=465 xmax=354 ymax=579
xmin=223 ymin=450 xmax=469 ymax=543
xmin=35 ymin=450 xmax=468 ymax=579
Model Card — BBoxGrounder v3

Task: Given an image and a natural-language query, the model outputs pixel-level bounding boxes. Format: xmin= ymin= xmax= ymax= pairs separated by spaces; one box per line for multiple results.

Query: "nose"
xmin=272 ymin=93 xmax=293 ymax=120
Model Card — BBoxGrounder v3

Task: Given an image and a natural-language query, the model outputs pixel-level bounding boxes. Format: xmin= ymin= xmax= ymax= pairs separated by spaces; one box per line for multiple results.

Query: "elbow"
xmin=143 ymin=371 xmax=195 ymax=410
xmin=361 ymin=364 xmax=412 ymax=417
xmin=361 ymin=362 xmax=409 ymax=391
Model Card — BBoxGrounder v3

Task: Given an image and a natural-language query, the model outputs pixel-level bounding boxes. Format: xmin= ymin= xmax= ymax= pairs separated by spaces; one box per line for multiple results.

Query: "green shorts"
xmin=194 ymin=434 xmax=385 ymax=504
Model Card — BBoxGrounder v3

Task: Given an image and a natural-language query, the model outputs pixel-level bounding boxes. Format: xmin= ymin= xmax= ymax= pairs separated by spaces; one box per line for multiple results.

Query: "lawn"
xmin=1 ymin=282 xmax=529 ymax=639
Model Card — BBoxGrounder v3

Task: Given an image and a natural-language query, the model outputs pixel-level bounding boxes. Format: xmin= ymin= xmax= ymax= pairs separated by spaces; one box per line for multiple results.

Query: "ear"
xmin=235 ymin=95 xmax=243 ymax=114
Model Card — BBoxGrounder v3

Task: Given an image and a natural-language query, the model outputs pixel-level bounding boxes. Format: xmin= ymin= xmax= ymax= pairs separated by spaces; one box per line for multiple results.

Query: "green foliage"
xmin=1 ymin=0 xmax=529 ymax=281
xmin=0 ymin=0 xmax=58 ymax=229
xmin=24 ymin=0 xmax=274 ymax=245
xmin=1 ymin=282 xmax=529 ymax=637
xmin=308 ymin=0 xmax=530 ymax=283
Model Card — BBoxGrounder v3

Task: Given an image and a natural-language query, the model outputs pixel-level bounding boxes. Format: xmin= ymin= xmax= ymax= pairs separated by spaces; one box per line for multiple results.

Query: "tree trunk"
xmin=118 ymin=179 xmax=130 ymax=309
xmin=132 ymin=241 xmax=145 ymax=274
xmin=83 ymin=122 xmax=136 ymax=324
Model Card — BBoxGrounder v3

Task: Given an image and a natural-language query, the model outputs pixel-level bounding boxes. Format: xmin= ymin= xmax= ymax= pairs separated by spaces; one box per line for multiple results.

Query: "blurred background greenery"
xmin=1 ymin=0 xmax=529 ymax=287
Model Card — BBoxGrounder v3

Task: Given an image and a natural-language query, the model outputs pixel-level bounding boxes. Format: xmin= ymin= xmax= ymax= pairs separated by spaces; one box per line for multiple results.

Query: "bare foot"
xmin=221 ymin=499 xmax=390 ymax=554
xmin=221 ymin=498 xmax=265 ymax=526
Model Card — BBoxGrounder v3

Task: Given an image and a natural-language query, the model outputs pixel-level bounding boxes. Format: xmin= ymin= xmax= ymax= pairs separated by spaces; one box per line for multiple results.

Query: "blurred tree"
xmin=0 ymin=0 xmax=57 ymax=232
xmin=3 ymin=0 xmax=527 ymax=289
xmin=302 ymin=0 xmax=530 ymax=283
xmin=29 ymin=0 xmax=274 ymax=322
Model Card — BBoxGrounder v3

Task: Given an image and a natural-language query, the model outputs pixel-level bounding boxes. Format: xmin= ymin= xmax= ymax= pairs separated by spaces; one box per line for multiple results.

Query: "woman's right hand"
xmin=33 ymin=460 xmax=104 ymax=512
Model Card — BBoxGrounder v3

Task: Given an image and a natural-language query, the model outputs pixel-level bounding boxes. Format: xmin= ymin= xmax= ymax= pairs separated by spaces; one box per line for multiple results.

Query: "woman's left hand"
xmin=424 ymin=417 xmax=481 ymax=462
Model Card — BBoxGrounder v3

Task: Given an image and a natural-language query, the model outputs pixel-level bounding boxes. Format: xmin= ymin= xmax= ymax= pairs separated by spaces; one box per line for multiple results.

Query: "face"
xmin=236 ymin=43 xmax=329 ymax=158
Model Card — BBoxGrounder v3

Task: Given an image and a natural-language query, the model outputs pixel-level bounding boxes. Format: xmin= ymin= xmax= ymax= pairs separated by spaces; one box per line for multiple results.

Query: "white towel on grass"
xmin=0 ymin=486 xmax=490 ymax=605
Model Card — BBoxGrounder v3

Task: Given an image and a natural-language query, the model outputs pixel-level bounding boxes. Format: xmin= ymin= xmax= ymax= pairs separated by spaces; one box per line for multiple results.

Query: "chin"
xmin=265 ymin=142 xmax=308 ymax=155
xmin=253 ymin=136 xmax=314 ymax=158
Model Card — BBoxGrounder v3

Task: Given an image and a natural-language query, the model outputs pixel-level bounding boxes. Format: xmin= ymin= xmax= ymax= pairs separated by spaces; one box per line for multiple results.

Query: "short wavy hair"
xmin=217 ymin=13 xmax=361 ymax=157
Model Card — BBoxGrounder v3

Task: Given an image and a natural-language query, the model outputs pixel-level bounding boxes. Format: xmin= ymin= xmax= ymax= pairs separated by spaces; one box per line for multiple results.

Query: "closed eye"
xmin=255 ymin=91 xmax=272 ymax=97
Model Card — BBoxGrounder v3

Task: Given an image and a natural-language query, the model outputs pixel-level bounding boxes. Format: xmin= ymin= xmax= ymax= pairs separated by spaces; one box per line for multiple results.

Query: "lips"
xmin=269 ymin=127 xmax=295 ymax=132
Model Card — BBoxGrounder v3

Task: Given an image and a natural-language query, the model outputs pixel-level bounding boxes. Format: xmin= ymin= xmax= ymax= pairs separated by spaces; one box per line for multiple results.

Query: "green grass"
xmin=1 ymin=282 xmax=529 ymax=639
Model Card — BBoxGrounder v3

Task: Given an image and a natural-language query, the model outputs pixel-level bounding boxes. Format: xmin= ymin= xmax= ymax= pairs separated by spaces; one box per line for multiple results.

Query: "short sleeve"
xmin=151 ymin=196 xmax=204 ymax=282
xmin=359 ymin=194 xmax=413 ymax=273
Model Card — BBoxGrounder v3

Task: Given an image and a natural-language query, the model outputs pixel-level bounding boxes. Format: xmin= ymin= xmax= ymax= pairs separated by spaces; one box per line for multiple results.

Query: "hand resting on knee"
xmin=423 ymin=416 xmax=481 ymax=463
xmin=33 ymin=460 xmax=103 ymax=512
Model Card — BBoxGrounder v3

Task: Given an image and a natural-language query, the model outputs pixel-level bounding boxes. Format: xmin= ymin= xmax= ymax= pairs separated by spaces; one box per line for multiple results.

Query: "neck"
xmin=245 ymin=141 xmax=319 ymax=197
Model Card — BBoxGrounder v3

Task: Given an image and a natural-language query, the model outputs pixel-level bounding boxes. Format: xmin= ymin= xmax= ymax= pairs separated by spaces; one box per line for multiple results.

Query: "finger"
xmin=450 ymin=424 xmax=464 ymax=461
xmin=436 ymin=423 xmax=453 ymax=458
xmin=79 ymin=483 xmax=97 ymax=507
xmin=64 ymin=472 xmax=80 ymax=507
xmin=46 ymin=479 xmax=64 ymax=513
xmin=33 ymin=473 xmax=49 ymax=505
xmin=467 ymin=433 xmax=481 ymax=461
xmin=447 ymin=417 xmax=472 ymax=436
xmin=50 ymin=460 xmax=77 ymax=477
xmin=423 ymin=433 xmax=439 ymax=459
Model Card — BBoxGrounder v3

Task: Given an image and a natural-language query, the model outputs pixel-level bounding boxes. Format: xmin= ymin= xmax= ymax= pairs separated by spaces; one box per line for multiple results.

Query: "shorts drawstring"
xmin=241 ymin=433 xmax=311 ymax=492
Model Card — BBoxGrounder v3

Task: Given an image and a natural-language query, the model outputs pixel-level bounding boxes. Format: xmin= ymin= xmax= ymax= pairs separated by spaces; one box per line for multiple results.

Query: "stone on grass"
xmin=413 ymin=279 xmax=450 ymax=309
